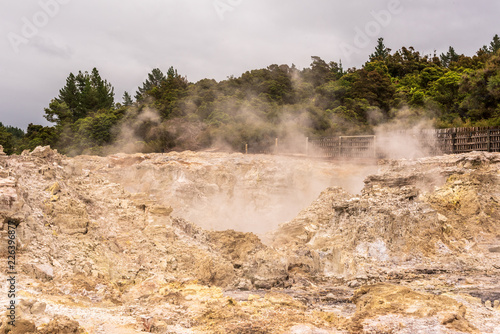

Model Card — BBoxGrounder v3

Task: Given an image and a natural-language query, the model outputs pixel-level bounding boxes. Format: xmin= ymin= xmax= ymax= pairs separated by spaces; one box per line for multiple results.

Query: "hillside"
xmin=3 ymin=35 xmax=500 ymax=157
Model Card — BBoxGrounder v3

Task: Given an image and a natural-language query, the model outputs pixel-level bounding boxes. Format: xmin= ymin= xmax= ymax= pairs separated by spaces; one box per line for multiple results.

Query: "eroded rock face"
xmin=37 ymin=315 xmax=85 ymax=334
xmin=350 ymin=283 xmax=478 ymax=333
xmin=102 ymin=151 xmax=377 ymax=234
xmin=0 ymin=148 xmax=498 ymax=333
xmin=272 ymin=152 xmax=500 ymax=284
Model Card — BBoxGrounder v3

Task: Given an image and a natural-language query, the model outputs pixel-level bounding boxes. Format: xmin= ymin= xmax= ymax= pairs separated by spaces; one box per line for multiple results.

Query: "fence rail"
xmin=308 ymin=135 xmax=377 ymax=159
xmin=241 ymin=127 xmax=500 ymax=159
xmin=306 ymin=127 xmax=500 ymax=159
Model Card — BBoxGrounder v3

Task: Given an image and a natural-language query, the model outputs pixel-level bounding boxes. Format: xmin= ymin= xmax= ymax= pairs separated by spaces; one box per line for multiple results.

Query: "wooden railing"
xmin=435 ymin=127 xmax=500 ymax=154
xmin=308 ymin=136 xmax=376 ymax=159
xmin=307 ymin=127 xmax=500 ymax=159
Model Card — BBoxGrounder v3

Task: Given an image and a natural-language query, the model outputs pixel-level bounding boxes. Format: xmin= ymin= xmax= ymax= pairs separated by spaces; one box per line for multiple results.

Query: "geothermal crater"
xmin=0 ymin=146 xmax=499 ymax=333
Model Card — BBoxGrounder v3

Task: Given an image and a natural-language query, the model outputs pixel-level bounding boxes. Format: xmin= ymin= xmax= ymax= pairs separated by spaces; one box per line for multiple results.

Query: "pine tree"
xmin=135 ymin=68 xmax=167 ymax=100
xmin=440 ymin=46 xmax=460 ymax=67
xmin=490 ymin=34 xmax=500 ymax=54
xmin=91 ymin=67 xmax=115 ymax=110
xmin=58 ymin=73 xmax=79 ymax=111
xmin=481 ymin=34 xmax=500 ymax=54
xmin=370 ymin=38 xmax=390 ymax=61
xmin=123 ymin=91 xmax=133 ymax=106
xmin=45 ymin=68 xmax=115 ymax=124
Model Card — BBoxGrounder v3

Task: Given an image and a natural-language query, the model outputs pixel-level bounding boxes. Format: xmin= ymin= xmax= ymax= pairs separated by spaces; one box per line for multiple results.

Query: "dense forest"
xmin=2 ymin=35 xmax=500 ymax=156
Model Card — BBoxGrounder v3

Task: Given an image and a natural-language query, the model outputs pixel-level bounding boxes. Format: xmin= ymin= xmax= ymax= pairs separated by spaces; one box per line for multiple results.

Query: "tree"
xmin=460 ymin=53 xmax=500 ymax=121
xmin=488 ymin=34 xmax=500 ymax=54
xmin=72 ymin=110 xmax=120 ymax=152
xmin=29 ymin=34 xmax=500 ymax=155
xmin=419 ymin=65 xmax=446 ymax=88
xmin=21 ymin=124 xmax=58 ymax=151
xmin=0 ymin=123 xmax=25 ymax=154
xmin=430 ymin=70 xmax=464 ymax=113
xmin=45 ymin=68 xmax=115 ymax=124
xmin=302 ymin=56 xmax=344 ymax=87
xmin=0 ymin=125 xmax=14 ymax=154
xmin=135 ymin=68 xmax=167 ymax=101
xmin=90 ymin=68 xmax=115 ymax=110
xmin=44 ymin=100 xmax=72 ymax=125
xmin=58 ymin=73 xmax=79 ymax=111
xmin=346 ymin=62 xmax=396 ymax=114
xmin=309 ymin=56 xmax=331 ymax=87
xmin=0 ymin=123 xmax=24 ymax=141
xmin=370 ymin=37 xmax=390 ymax=61
xmin=440 ymin=46 xmax=460 ymax=67
xmin=123 ymin=91 xmax=133 ymax=106
xmin=152 ymin=67 xmax=189 ymax=118
xmin=386 ymin=46 xmax=431 ymax=78
xmin=235 ymin=64 xmax=295 ymax=104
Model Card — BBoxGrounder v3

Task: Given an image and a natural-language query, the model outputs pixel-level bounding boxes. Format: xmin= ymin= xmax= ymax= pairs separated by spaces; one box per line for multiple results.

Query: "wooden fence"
xmin=435 ymin=127 xmax=500 ymax=154
xmin=307 ymin=127 xmax=500 ymax=159
xmin=308 ymin=136 xmax=376 ymax=159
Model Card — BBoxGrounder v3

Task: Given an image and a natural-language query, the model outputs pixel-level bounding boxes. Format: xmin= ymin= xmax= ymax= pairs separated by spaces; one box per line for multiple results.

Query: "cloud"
xmin=29 ymin=35 xmax=73 ymax=59
xmin=1 ymin=0 xmax=499 ymax=129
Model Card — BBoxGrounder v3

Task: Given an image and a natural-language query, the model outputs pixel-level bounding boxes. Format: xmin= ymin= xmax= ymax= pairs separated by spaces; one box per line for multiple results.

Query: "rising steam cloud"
xmin=374 ymin=107 xmax=437 ymax=159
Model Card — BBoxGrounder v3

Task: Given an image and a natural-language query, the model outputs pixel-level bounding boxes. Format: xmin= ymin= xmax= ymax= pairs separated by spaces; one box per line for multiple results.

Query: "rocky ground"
xmin=0 ymin=146 xmax=499 ymax=333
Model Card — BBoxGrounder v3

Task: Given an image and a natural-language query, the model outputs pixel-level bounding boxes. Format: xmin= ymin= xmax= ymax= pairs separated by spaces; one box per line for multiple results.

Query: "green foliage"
xmin=45 ymin=68 xmax=115 ymax=125
xmin=385 ymin=46 xmax=432 ymax=78
xmin=302 ymin=56 xmax=344 ymax=87
xmin=16 ymin=32 xmax=500 ymax=155
xmin=0 ymin=127 xmax=14 ymax=154
xmin=482 ymin=34 xmax=500 ymax=54
xmin=136 ymin=68 xmax=167 ymax=101
xmin=21 ymin=124 xmax=59 ymax=152
xmin=429 ymin=70 xmax=464 ymax=112
xmin=135 ymin=67 xmax=189 ymax=119
xmin=370 ymin=38 xmax=390 ymax=61
xmin=491 ymin=34 xmax=500 ymax=53
xmin=347 ymin=65 xmax=395 ymax=113
xmin=0 ymin=123 xmax=25 ymax=154
xmin=440 ymin=46 xmax=460 ymax=67
xmin=44 ymin=100 xmax=72 ymax=124
xmin=460 ymin=53 xmax=500 ymax=121
xmin=123 ymin=91 xmax=133 ymax=106
xmin=73 ymin=112 xmax=119 ymax=147
xmin=419 ymin=65 xmax=446 ymax=88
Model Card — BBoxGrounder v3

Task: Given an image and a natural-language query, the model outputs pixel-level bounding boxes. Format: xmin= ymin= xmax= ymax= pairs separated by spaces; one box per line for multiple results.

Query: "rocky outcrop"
xmin=0 ymin=148 xmax=498 ymax=333
xmin=349 ymin=283 xmax=478 ymax=333
xmin=272 ymin=152 xmax=500 ymax=284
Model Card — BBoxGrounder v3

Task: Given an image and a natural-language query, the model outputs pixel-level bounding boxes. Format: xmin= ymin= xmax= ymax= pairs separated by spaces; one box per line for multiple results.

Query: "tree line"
xmin=2 ymin=34 xmax=500 ymax=155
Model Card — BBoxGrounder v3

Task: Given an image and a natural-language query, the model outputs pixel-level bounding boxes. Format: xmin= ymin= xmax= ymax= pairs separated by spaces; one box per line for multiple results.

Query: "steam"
xmin=110 ymin=153 xmax=377 ymax=237
xmin=105 ymin=106 xmax=161 ymax=155
xmin=374 ymin=108 xmax=437 ymax=159
xmin=97 ymin=78 xmax=445 ymax=238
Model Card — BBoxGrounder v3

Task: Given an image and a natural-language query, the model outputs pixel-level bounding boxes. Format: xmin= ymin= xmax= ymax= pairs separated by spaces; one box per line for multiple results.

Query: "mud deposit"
xmin=0 ymin=146 xmax=499 ymax=333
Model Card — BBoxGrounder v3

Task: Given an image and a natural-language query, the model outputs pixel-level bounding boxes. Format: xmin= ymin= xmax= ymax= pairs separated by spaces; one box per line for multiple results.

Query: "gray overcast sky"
xmin=1 ymin=0 xmax=499 ymax=130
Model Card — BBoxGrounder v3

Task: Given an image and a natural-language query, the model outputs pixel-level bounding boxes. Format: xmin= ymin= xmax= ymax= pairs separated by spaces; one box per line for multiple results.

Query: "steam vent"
xmin=1 ymin=146 xmax=500 ymax=333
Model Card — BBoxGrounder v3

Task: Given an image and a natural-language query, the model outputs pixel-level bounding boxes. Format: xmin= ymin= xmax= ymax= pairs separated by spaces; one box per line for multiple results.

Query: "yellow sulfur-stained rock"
xmin=0 ymin=150 xmax=499 ymax=333
xmin=350 ymin=283 xmax=479 ymax=333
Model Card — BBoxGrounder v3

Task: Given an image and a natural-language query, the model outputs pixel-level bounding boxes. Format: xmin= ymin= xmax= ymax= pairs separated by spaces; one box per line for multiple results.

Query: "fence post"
xmin=339 ymin=136 xmax=342 ymax=157
xmin=488 ymin=130 xmax=491 ymax=152
xmin=245 ymin=143 xmax=248 ymax=154
xmin=452 ymin=132 xmax=456 ymax=154
xmin=275 ymin=138 xmax=278 ymax=154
